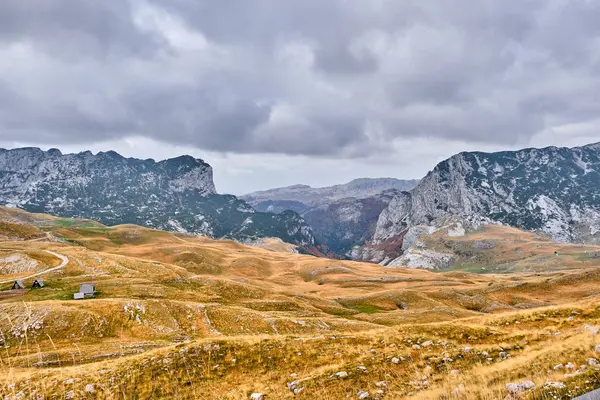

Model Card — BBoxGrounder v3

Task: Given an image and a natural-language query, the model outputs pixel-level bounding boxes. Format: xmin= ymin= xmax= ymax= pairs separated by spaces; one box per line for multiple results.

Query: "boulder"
xmin=506 ymin=381 xmax=536 ymax=395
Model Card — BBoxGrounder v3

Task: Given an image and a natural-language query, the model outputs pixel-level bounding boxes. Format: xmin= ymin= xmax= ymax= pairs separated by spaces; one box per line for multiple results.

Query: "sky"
xmin=1 ymin=1 xmax=600 ymax=194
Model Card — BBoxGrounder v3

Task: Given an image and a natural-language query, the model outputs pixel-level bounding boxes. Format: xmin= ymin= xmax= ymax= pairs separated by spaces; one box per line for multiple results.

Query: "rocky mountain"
xmin=242 ymin=178 xmax=418 ymax=257
xmin=242 ymin=178 xmax=419 ymax=212
xmin=242 ymin=178 xmax=419 ymax=256
xmin=355 ymin=142 xmax=600 ymax=264
xmin=0 ymin=147 xmax=317 ymax=247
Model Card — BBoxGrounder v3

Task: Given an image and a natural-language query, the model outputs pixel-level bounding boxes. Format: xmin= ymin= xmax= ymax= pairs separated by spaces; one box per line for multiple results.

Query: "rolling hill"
xmin=2 ymin=208 xmax=600 ymax=399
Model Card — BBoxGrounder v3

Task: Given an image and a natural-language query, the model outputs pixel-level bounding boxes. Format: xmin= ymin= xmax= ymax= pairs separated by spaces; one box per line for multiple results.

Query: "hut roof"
xmin=12 ymin=280 xmax=25 ymax=289
xmin=32 ymin=279 xmax=45 ymax=288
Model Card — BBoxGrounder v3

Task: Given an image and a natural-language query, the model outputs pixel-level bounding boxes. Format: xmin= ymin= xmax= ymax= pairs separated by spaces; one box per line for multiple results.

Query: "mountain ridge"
xmin=354 ymin=141 xmax=600 ymax=264
xmin=242 ymin=177 xmax=420 ymax=210
xmin=0 ymin=147 xmax=317 ymax=248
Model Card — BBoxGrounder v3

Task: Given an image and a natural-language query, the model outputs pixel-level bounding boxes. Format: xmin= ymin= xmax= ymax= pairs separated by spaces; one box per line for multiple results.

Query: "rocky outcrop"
xmin=356 ymin=143 xmax=600 ymax=265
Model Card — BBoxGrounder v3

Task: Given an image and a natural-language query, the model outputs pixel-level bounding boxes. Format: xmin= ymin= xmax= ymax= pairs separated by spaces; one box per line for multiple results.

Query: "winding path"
xmin=0 ymin=250 xmax=69 ymax=284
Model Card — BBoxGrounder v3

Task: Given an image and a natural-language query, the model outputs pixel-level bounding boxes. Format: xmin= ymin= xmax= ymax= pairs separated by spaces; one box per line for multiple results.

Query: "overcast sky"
xmin=1 ymin=1 xmax=600 ymax=194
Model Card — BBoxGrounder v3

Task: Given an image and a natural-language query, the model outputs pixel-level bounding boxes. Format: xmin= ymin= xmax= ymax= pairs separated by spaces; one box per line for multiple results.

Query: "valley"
xmin=2 ymin=208 xmax=600 ymax=399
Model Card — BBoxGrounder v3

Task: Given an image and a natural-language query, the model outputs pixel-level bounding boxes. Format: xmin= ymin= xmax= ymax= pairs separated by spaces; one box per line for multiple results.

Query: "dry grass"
xmin=2 ymin=208 xmax=600 ymax=398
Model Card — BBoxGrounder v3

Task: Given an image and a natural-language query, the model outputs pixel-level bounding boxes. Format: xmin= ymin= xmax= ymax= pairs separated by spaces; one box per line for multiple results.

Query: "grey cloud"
xmin=0 ymin=0 xmax=599 ymax=157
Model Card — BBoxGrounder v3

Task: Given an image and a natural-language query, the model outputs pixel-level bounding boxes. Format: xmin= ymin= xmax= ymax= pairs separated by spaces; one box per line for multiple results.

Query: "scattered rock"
xmin=565 ymin=362 xmax=576 ymax=370
xmin=595 ymin=344 xmax=600 ymax=353
xmin=544 ymin=382 xmax=566 ymax=389
xmin=358 ymin=391 xmax=369 ymax=399
xmin=585 ymin=325 xmax=599 ymax=335
xmin=84 ymin=384 xmax=95 ymax=393
xmin=462 ymin=347 xmax=472 ymax=353
xmin=357 ymin=366 xmax=368 ymax=373
xmin=375 ymin=381 xmax=387 ymax=388
xmin=450 ymin=370 xmax=460 ymax=375
xmin=506 ymin=381 xmax=536 ymax=395
xmin=335 ymin=371 xmax=349 ymax=379
xmin=553 ymin=364 xmax=564 ymax=371
xmin=391 ymin=357 xmax=400 ymax=364
xmin=588 ymin=358 xmax=599 ymax=367
xmin=421 ymin=341 xmax=434 ymax=347
xmin=250 ymin=393 xmax=265 ymax=400
xmin=412 ymin=344 xmax=421 ymax=350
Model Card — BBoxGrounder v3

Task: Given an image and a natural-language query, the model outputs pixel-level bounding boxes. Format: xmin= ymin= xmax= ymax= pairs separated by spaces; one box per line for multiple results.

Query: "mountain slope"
xmin=0 ymin=148 xmax=316 ymax=246
xmin=358 ymin=142 xmax=600 ymax=263
xmin=301 ymin=189 xmax=399 ymax=255
xmin=243 ymin=178 xmax=419 ymax=256
xmin=242 ymin=177 xmax=419 ymax=211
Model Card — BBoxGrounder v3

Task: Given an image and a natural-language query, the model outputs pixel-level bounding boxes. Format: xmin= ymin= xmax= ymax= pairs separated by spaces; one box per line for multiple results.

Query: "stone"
xmin=357 ymin=366 xmax=368 ymax=373
xmin=565 ymin=362 xmax=576 ymax=370
xmin=553 ymin=364 xmax=564 ymax=370
xmin=462 ymin=346 xmax=472 ymax=353
xmin=391 ymin=357 xmax=400 ymax=364
xmin=595 ymin=344 xmax=600 ymax=353
xmin=250 ymin=394 xmax=265 ymax=400
xmin=450 ymin=370 xmax=460 ymax=375
xmin=412 ymin=344 xmax=421 ymax=350
xmin=585 ymin=325 xmax=599 ymax=335
xmin=335 ymin=371 xmax=349 ymax=379
xmin=544 ymin=382 xmax=566 ymax=389
xmin=375 ymin=381 xmax=387 ymax=388
xmin=421 ymin=341 xmax=434 ymax=347
xmin=588 ymin=358 xmax=599 ymax=367
xmin=358 ymin=391 xmax=369 ymax=399
xmin=84 ymin=384 xmax=95 ymax=393
xmin=506 ymin=381 xmax=536 ymax=395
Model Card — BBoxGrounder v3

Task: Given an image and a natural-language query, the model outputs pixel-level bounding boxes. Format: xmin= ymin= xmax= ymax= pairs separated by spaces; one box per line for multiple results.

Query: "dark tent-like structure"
xmin=32 ymin=279 xmax=45 ymax=289
xmin=12 ymin=280 xmax=25 ymax=290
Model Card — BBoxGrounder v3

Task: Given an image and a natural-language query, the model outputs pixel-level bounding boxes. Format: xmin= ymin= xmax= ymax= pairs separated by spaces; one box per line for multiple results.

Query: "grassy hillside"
xmin=2 ymin=208 xmax=600 ymax=399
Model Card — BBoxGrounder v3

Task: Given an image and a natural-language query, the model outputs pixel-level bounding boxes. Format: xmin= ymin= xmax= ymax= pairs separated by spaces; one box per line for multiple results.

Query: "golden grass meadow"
xmin=1 ymin=207 xmax=600 ymax=399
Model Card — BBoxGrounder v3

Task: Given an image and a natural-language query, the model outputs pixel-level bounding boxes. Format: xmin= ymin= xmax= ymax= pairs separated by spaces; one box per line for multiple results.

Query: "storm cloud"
xmin=1 ymin=0 xmax=600 ymax=159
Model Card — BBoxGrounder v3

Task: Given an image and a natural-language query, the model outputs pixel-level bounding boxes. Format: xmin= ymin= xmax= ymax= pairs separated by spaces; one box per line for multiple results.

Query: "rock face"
xmin=356 ymin=142 xmax=600 ymax=264
xmin=0 ymin=148 xmax=316 ymax=246
xmin=375 ymin=143 xmax=600 ymax=243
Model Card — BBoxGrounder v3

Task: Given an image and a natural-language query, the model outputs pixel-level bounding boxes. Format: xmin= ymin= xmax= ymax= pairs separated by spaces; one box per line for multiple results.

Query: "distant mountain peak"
xmin=242 ymin=177 xmax=419 ymax=208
